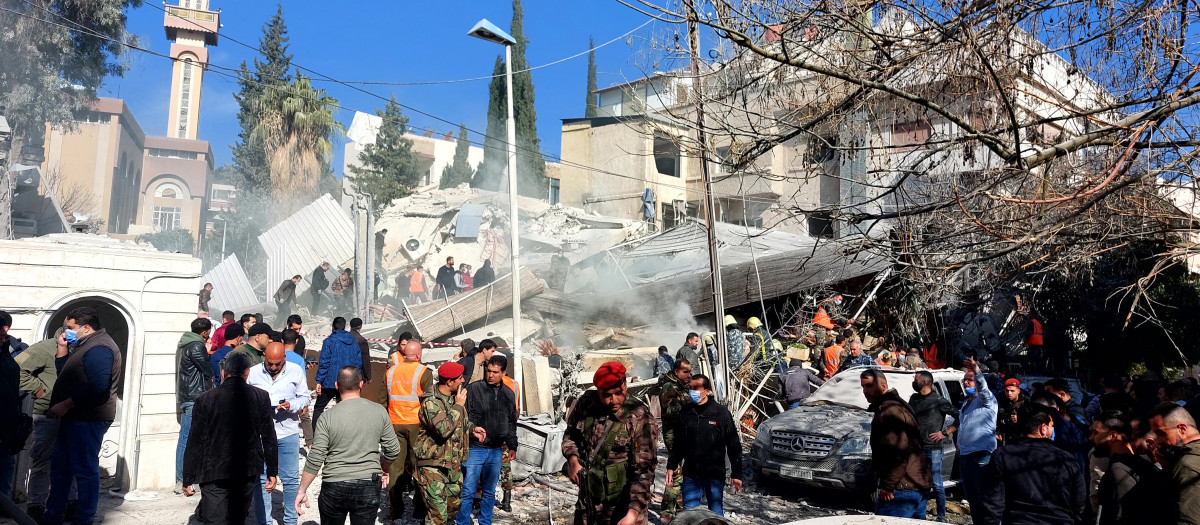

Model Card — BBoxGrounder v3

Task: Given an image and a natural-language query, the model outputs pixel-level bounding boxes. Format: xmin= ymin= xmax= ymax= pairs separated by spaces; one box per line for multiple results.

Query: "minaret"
xmin=163 ymin=0 xmax=219 ymax=140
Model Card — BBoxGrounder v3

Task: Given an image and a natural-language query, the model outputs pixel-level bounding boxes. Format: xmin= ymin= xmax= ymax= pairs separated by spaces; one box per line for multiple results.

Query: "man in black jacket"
xmin=977 ymin=404 xmax=1087 ymax=525
xmin=274 ymin=275 xmax=302 ymax=326
xmin=665 ymin=374 xmax=742 ymax=516
xmin=310 ymin=262 xmax=330 ymax=314
xmin=780 ymin=358 xmax=824 ymax=408
xmin=175 ymin=317 xmax=213 ymax=493
xmin=909 ymin=370 xmax=959 ymax=522
xmin=436 ymin=256 xmax=459 ymax=299
xmin=1090 ymin=411 xmax=1162 ymax=525
xmin=863 ymin=368 xmax=931 ymax=518
xmin=182 ymin=351 xmax=279 ymax=525
xmin=460 ymin=355 xmax=518 ymax=525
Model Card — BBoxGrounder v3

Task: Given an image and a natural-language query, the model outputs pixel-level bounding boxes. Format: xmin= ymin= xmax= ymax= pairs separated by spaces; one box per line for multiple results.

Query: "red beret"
xmin=1004 ymin=378 xmax=1021 ymax=388
xmin=593 ymin=361 xmax=627 ymax=390
xmin=438 ymin=361 xmax=465 ymax=380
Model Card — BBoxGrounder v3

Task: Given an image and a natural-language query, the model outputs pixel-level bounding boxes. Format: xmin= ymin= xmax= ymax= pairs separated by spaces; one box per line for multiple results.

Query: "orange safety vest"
xmin=388 ymin=351 xmax=403 ymax=367
xmin=502 ymin=376 xmax=520 ymax=412
xmin=823 ymin=344 xmax=843 ymax=378
xmin=410 ymin=270 xmax=425 ymax=293
xmin=386 ymin=361 xmax=429 ymax=425
xmin=1026 ymin=319 xmax=1044 ymax=346
xmin=812 ymin=306 xmax=835 ymax=330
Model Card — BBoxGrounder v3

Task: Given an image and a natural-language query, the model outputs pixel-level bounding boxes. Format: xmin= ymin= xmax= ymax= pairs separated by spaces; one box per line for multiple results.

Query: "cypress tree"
xmin=441 ymin=124 xmax=475 ymax=188
xmin=585 ymin=36 xmax=598 ymax=118
xmin=473 ymin=57 xmax=508 ymax=191
xmin=473 ymin=0 xmax=549 ymax=198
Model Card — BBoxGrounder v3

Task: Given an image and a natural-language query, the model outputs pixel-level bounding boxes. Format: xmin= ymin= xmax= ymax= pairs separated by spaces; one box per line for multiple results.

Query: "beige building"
xmin=37 ymin=0 xmax=219 ymax=250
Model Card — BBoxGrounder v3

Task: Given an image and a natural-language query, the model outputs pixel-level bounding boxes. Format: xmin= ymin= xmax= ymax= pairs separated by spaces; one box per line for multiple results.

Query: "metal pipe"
xmin=504 ymin=43 xmax=524 ymax=405
xmin=851 ymin=267 xmax=893 ymax=322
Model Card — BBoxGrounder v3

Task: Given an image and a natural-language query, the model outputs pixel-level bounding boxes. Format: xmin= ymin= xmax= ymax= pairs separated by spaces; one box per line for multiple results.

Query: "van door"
xmin=936 ymin=378 xmax=966 ymax=483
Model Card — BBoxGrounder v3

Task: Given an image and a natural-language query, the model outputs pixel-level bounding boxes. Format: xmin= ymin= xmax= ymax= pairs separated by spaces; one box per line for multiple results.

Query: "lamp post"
xmin=469 ymin=19 xmax=523 ymax=402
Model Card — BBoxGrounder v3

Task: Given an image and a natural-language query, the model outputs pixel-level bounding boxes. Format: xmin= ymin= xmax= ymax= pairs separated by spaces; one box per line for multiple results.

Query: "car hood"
xmin=763 ymin=404 xmax=872 ymax=439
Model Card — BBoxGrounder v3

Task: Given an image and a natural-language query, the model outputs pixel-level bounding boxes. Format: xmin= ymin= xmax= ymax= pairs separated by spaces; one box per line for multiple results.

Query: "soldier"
xmin=653 ymin=358 xmax=692 ymax=522
xmin=413 ymin=361 xmax=486 ymax=525
xmin=563 ymin=362 xmax=659 ymax=525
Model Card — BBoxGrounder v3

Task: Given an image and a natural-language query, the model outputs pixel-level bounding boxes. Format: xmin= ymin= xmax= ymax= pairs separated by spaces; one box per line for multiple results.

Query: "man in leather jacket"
xmin=176 ymin=317 xmax=213 ymax=492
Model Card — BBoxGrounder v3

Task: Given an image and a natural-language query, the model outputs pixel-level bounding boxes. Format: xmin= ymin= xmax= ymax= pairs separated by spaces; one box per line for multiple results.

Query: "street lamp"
xmin=469 ymin=18 xmax=524 ymax=405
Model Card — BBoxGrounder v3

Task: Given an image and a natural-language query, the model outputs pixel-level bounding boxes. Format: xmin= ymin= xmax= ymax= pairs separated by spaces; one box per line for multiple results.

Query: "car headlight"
xmin=838 ymin=434 xmax=871 ymax=457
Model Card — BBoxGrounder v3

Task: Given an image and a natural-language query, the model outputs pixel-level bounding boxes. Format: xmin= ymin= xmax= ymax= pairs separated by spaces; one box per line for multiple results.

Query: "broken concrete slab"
xmin=403 ymin=267 xmax=545 ymax=341
xmin=522 ymin=355 xmax=554 ymax=415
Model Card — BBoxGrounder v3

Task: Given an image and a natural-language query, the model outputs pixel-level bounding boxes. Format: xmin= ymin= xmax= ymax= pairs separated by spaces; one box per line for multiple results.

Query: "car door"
xmin=935 ymin=378 xmax=966 ymax=483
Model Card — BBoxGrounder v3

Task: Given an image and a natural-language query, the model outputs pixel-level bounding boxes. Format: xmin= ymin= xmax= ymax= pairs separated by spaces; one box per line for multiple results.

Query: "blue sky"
xmin=101 ymin=0 xmax=660 ymax=177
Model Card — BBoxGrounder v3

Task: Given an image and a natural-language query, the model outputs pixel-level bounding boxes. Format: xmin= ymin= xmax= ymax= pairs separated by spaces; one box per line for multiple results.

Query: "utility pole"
xmin=685 ymin=0 xmax=729 ymax=402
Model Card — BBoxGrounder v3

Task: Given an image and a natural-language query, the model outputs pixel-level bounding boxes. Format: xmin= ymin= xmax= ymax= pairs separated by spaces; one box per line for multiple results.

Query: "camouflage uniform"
xmin=500 ymin=448 xmax=513 ymax=491
xmin=562 ymin=390 xmax=659 ymax=525
xmin=653 ymin=372 xmax=691 ymax=520
xmin=414 ymin=388 xmax=474 ymax=525
xmin=814 ymin=299 xmax=849 ymax=349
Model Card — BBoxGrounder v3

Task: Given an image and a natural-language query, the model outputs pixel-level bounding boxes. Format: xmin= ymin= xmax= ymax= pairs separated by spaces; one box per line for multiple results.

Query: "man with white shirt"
xmin=248 ymin=342 xmax=310 ymax=525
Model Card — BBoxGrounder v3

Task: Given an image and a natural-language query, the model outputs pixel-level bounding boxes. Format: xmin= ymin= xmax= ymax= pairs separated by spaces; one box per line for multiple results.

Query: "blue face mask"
xmin=834 ymin=299 xmax=842 ymax=305
xmin=964 ymin=386 xmax=977 ymax=397
xmin=1050 ymin=426 xmax=1056 ymax=440
xmin=64 ymin=329 xmax=78 ymax=345
xmin=688 ymin=390 xmax=703 ymax=403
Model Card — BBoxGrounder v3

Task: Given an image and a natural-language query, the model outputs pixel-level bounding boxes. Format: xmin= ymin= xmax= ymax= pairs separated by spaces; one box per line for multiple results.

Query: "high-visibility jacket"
xmin=386 ymin=361 xmax=429 ymax=425
xmin=410 ymin=270 xmax=425 ymax=293
xmin=823 ymin=344 xmax=843 ymax=378
xmin=812 ymin=306 xmax=835 ymax=329
xmin=502 ymin=376 xmax=520 ymax=412
xmin=388 ymin=351 xmax=403 ymax=367
xmin=1026 ymin=319 xmax=1044 ymax=346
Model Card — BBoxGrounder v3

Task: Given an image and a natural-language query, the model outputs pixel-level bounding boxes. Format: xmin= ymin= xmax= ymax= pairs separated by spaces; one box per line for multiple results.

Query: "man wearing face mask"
xmin=977 ymin=404 xmax=1086 ymax=525
xmin=909 ymin=370 xmax=959 ymax=522
xmin=43 ymin=306 xmax=123 ymax=525
xmin=665 ymin=374 xmax=741 ymax=516
xmin=861 ymin=369 xmax=931 ymax=518
xmin=812 ymin=293 xmax=855 ymax=349
xmin=957 ymin=356 xmax=998 ymax=524
xmin=1149 ymin=402 xmax=1200 ymax=523
xmin=1091 ymin=411 xmax=1163 ymax=525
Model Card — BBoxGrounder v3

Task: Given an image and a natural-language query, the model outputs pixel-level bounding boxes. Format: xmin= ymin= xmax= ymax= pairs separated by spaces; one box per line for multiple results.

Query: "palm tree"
xmin=251 ymin=74 xmax=344 ymax=214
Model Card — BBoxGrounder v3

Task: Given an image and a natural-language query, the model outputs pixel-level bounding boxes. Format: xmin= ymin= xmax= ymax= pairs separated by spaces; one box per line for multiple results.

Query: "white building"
xmin=2 ymin=234 xmax=202 ymax=490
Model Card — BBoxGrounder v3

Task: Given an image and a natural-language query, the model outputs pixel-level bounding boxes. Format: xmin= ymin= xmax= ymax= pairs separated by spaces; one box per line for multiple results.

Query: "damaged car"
xmin=750 ymin=367 xmax=966 ymax=493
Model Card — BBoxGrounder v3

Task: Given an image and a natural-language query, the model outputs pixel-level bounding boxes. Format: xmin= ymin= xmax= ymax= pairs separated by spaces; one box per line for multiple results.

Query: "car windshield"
xmin=805 ymin=368 xmax=921 ymax=410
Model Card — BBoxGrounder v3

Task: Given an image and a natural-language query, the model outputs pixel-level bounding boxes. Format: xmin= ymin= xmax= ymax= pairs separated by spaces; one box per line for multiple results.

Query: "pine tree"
xmin=349 ymin=97 xmax=421 ymax=217
xmin=585 ymin=36 xmax=598 ymax=118
xmin=472 ymin=0 xmax=549 ymax=198
xmin=232 ymin=4 xmax=293 ymax=188
xmin=440 ymin=124 xmax=474 ymax=188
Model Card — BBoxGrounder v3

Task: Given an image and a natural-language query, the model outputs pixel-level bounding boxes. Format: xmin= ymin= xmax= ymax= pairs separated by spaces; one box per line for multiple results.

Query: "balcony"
xmin=163 ymin=6 xmax=219 ymax=45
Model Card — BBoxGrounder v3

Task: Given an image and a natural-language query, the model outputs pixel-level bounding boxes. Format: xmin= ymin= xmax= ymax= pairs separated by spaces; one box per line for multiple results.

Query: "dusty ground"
xmin=0 ymin=451 xmax=972 ymax=524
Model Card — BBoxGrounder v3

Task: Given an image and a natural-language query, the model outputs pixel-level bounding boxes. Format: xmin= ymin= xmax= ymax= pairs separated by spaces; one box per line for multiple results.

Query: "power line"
xmin=7 ymin=2 xmax=784 ymax=206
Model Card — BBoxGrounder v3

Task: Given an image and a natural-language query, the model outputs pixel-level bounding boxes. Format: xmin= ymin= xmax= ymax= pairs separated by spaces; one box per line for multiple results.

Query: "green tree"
xmin=473 ymin=57 xmax=508 ymax=191
xmin=0 ymin=0 xmax=139 ymax=156
xmin=231 ymin=4 xmax=293 ymax=188
xmin=472 ymin=0 xmax=549 ymax=198
xmin=350 ymin=96 xmax=421 ymax=217
xmin=251 ymin=74 xmax=343 ymax=215
xmin=585 ymin=36 xmax=598 ymax=118
xmin=440 ymin=124 xmax=474 ymax=189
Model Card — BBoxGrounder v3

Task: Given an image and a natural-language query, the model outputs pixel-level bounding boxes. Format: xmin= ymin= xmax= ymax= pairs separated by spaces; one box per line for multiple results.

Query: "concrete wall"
xmin=0 ymin=235 xmax=202 ymax=490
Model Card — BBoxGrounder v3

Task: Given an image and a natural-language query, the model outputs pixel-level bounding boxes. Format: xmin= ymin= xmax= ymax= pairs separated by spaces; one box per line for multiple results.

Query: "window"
xmin=178 ymin=58 xmax=193 ymax=138
xmin=653 ymin=133 xmax=680 ymax=177
xmin=892 ymin=121 xmax=932 ymax=149
xmin=155 ymin=182 xmax=184 ymax=199
xmin=148 ymin=148 xmax=198 ymax=160
xmin=153 ymin=206 xmax=181 ymax=231
xmin=715 ymin=146 xmax=732 ymax=173
xmin=549 ymin=179 xmax=560 ymax=205
xmin=211 ymin=187 xmax=234 ymax=201
xmin=808 ymin=214 xmax=835 ymax=238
